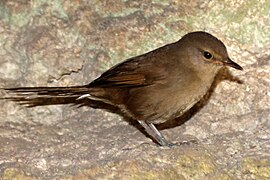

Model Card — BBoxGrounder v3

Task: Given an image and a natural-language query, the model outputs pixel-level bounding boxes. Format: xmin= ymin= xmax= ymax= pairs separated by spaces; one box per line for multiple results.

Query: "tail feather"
xmin=3 ymin=86 xmax=90 ymax=97
xmin=1 ymin=86 xmax=92 ymax=106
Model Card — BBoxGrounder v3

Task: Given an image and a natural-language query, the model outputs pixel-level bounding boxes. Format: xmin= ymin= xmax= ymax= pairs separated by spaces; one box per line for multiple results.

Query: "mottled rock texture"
xmin=0 ymin=0 xmax=269 ymax=179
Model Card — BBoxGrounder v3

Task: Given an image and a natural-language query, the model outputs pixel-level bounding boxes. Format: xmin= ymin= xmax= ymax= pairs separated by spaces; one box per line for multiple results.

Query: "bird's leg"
xmin=138 ymin=120 xmax=171 ymax=146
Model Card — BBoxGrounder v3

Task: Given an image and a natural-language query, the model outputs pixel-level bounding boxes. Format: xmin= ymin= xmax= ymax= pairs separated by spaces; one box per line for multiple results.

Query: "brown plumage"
xmin=2 ymin=31 xmax=243 ymax=146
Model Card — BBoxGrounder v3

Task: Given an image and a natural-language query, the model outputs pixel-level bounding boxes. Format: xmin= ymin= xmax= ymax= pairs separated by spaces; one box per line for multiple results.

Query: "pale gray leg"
xmin=138 ymin=120 xmax=171 ymax=146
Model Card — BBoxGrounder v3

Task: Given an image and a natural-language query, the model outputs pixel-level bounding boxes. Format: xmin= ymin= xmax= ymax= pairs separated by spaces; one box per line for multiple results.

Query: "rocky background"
xmin=0 ymin=0 xmax=269 ymax=179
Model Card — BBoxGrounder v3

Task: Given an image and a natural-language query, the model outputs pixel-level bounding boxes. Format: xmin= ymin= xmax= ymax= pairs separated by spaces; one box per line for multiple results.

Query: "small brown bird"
xmin=3 ymin=31 xmax=243 ymax=146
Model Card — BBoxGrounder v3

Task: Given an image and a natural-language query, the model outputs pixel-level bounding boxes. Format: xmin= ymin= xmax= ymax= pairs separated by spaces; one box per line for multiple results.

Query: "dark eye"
xmin=203 ymin=51 xmax=213 ymax=59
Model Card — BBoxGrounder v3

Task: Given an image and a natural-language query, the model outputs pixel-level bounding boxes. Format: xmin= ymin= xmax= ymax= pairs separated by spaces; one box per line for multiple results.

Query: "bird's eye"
xmin=203 ymin=51 xmax=213 ymax=59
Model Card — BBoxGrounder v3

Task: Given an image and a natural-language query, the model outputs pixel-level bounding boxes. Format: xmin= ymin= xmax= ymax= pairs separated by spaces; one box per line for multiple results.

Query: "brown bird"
xmin=2 ymin=31 xmax=243 ymax=146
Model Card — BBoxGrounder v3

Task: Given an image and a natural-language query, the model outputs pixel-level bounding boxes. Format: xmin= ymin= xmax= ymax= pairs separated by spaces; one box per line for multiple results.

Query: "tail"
xmin=3 ymin=86 xmax=90 ymax=97
xmin=1 ymin=86 xmax=91 ymax=106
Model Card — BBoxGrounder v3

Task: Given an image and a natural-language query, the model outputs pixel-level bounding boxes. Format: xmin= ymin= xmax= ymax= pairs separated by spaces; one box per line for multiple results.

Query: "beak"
xmin=222 ymin=58 xmax=243 ymax=70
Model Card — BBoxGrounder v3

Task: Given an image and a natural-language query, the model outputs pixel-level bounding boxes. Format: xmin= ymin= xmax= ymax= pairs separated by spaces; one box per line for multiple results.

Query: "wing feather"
xmin=88 ymin=54 xmax=167 ymax=88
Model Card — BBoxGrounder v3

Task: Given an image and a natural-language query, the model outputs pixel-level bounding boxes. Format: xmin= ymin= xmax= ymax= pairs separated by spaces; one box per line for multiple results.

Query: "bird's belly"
xmin=146 ymin=93 xmax=201 ymax=124
xmin=126 ymin=82 xmax=209 ymax=124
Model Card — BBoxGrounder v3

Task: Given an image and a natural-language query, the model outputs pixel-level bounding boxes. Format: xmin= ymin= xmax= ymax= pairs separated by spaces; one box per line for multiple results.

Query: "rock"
xmin=0 ymin=0 xmax=269 ymax=179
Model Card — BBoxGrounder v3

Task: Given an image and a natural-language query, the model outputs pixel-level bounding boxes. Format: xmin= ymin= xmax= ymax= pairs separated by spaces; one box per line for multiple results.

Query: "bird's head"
xmin=180 ymin=31 xmax=243 ymax=72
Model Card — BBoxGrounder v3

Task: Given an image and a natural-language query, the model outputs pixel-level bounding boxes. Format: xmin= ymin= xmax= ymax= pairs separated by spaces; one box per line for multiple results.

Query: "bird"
xmin=2 ymin=31 xmax=243 ymax=146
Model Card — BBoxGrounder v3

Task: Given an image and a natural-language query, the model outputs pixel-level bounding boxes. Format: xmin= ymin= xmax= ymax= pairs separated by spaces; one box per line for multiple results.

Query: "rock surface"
xmin=0 ymin=0 xmax=269 ymax=179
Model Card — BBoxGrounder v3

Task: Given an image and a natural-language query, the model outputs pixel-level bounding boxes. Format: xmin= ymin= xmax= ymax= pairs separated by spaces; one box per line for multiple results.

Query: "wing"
xmin=88 ymin=53 xmax=168 ymax=88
